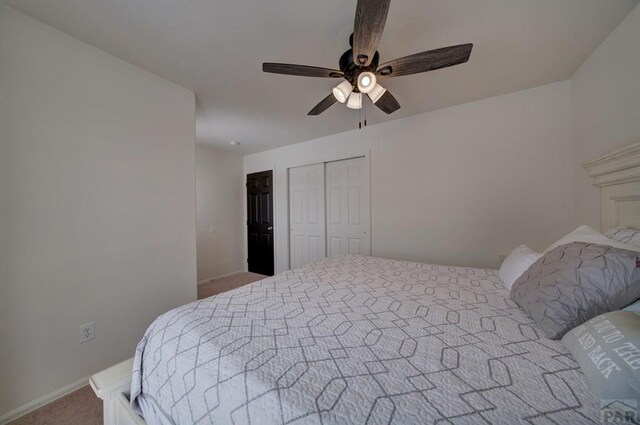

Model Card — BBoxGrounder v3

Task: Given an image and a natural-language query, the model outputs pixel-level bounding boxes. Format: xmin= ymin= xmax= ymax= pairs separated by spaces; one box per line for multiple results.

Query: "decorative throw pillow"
xmin=545 ymin=225 xmax=640 ymax=254
xmin=562 ymin=311 xmax=640 ymax=410
xmin=606 ymin=226 xmax=640 ymax=248
xmin=510 ymin=242 xmax=640 ymax=339
xmin=499 ymin=245 xmax=541 ymax=291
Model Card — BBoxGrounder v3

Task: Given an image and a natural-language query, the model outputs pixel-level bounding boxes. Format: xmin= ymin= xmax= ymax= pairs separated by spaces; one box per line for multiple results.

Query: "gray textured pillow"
xmin=606 ymin=226 xmax=640 ymax=248
xmin=562 ymin=311 xmax=640 ymax=407
xmin=510 ymin=242 xmax=640 ymax=339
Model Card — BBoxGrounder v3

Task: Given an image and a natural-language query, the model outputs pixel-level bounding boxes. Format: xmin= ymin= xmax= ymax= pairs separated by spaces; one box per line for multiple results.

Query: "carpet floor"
xmin=8 ymin=271 xmax=267 ymax=425
xmin=8 ymin=386 xmax=102 ymax=425
xmin=197 ymin=271 xmax=266 ymax=299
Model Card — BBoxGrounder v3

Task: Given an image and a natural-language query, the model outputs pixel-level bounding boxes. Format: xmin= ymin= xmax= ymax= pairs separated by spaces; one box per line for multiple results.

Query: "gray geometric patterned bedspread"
xmin=131 ymin=255 xmax=601 ymax=424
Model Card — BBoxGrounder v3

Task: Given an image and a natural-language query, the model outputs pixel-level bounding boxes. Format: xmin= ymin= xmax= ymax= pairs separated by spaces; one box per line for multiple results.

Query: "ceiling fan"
xmin=262 ymin=0 xmax=473 ymax=116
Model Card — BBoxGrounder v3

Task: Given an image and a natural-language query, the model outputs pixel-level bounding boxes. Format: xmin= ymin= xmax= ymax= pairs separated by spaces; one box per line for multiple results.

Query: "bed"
xmin=90 ymin=140 xmax=640 ymax=425
xmin=133 ymin=255 xmax=601 ymax=424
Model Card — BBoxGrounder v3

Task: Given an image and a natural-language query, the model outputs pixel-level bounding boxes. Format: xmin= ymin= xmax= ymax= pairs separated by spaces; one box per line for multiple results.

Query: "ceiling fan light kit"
xmin=346 ymin=92 xmax=363 ymax=110
xmin=263 ymin=0 xmax=473 ymax=118
xmin=333 ymin=81 xmax=353 ymax=103
xmin=357 ymin=71 xmax=377 ymax=93
xmin=367 ymin=84 xmax=386 ymax=104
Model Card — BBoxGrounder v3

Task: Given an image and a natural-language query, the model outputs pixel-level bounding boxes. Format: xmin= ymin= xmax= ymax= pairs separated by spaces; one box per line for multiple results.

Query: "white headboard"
xmin=583 ymin=141 xmax=640 ymax=231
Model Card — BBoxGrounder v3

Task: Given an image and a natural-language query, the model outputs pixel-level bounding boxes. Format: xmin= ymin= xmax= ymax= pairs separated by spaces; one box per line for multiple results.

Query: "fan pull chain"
xmin=357 ymin=98 xmax=368 ymax=130
xmin=364 ymin=100 xmax=367 ymax=127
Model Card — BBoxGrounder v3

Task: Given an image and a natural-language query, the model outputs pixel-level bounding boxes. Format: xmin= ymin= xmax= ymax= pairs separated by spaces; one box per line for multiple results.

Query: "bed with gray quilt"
xmin=131 ymin=255 xmax=600 ymax=424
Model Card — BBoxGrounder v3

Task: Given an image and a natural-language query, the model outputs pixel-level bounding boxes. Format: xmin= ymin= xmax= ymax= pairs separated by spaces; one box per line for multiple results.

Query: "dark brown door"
xmin=246 ymin=170 xmax=274 ymax=276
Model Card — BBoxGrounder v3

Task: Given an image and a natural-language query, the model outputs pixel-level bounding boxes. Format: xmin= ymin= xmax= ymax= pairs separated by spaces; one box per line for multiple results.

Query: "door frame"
xmin=244 ymin=148 xmax=370 ymax=275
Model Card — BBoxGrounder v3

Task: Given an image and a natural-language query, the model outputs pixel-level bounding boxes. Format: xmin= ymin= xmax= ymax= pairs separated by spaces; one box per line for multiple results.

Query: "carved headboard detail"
xmin=583 ymin=141 xmax=640 ymax=231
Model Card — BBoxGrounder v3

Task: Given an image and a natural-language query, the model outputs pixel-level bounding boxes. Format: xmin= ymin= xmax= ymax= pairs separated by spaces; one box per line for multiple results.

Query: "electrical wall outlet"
xmin=79 ymin=322 xmax=95 ymax=343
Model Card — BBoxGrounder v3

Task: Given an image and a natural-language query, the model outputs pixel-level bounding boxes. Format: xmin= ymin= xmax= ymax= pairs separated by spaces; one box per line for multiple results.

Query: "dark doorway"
xmin=246 ymin=170 xmax=274 ymax=276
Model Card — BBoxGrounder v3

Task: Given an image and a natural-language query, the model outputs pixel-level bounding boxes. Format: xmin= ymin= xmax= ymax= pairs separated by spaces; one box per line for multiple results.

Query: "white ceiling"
xmin=7 ymin=0 xmax=638 ymax=154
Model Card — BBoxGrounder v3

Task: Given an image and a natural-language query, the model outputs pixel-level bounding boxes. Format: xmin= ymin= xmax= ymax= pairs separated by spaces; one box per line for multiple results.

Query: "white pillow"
xmin=623 ymin=299 xmax=640 ymax=312
xmin=544 ymin=225 xmax=640 ymax=254
xmin=499 ymin=245 xmax=541 ymax=291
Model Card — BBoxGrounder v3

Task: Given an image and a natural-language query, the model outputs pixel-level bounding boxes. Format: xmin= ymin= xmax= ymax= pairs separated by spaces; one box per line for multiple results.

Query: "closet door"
xmin=326 ymin=157 xmax=370 ymax=257
xmin=289 ymin=163 xmax=326 ymax=268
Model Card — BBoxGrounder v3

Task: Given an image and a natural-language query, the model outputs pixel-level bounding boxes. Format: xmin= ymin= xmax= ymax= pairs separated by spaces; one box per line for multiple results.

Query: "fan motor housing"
xmin=339 ymin=49 xmax=379 ymax=90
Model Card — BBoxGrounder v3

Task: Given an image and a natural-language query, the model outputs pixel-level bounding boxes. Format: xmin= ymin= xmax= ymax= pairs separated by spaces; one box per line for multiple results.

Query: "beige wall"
xmin=0 ymin=5 xmax=197 ymax=419
xmin=245 ymin=81 xmax=574 ymax=272
xmin=196 ymin=145 xmax=244 ymax=281
xmin=571 ymin=4 xmax=640 ymax=230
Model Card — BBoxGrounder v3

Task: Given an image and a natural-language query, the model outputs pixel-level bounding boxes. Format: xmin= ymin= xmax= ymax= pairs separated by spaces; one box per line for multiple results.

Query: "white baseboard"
xmin=197 ymin=270 xmax=244 ymax=286
xmin=0 ymin=375 xmax=90 ymax=425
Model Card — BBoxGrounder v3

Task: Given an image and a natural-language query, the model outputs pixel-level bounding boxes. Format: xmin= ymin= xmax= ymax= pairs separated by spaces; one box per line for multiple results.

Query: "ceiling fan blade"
xmin=308 ymin=93 xmax=338 ymax=115
xmin=373 ymin=90 xmax=400 ymax=114
xmin=376 ymin=44 xmax=473 ymax=77
xmin=353 ymin=0 xmax=391 ymax=67
xmin=263 ymin=63 xmax=343 ymax=78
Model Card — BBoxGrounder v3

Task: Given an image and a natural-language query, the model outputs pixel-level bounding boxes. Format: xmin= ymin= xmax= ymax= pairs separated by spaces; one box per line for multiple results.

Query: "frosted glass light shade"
xmin=346 ymin=92 xmax=362 ymax=109
xmin=332 ymin=81 xmax=353 ymax=103
xmin=357 ymin=71 xmax=377 ymax=94
xmin=367 ymin=84 xmax=386 ymax=103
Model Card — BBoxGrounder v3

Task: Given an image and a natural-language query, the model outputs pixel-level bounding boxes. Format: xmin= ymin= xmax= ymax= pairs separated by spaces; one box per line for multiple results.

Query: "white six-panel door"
xmin=325 ymin=157 xmax=370 ymax=257
xmin=289 ymin=157 xmax=370 ymax=269
xmin=289 ymin=163 xmax=326 ymax=268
